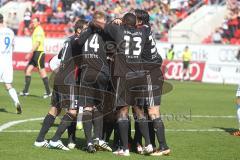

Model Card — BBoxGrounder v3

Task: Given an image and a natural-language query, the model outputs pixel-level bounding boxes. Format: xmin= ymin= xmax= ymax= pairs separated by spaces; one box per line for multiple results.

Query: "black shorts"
xmin=183 ymin=61 xmax=189 ymax=69
xmin=28 ymin=51 xmax=45 ymax=69
xmin=51 ymin=84 xmax=79 ymax=109
xmin=78 ymin=70 xmax=109 ymax=108
xmin=113 ymin=69 xmax=163 ymax=107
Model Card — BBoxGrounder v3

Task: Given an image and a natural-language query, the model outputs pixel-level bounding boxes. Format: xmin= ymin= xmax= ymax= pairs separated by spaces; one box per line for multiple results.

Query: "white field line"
xmin=0 ymin=115 xmax=236 ymax=132
xmin=0 ymin=117 xmax=44 ymax=132
xmin=0 ymin=129 xmax=226 ymax=133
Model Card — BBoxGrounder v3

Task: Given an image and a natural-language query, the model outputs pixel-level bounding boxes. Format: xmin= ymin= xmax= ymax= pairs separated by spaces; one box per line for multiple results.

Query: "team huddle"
xmin=38 ymin=10 xmax=170 ymax=156
xmin=0 ymin=9 xmax=170 ymax=156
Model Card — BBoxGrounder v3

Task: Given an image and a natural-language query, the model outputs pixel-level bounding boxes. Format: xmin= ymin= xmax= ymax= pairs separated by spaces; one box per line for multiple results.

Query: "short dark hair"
xmin=134 ymin=9 xmax=150 ymax=25
xmin=0 ymin=14 xmax=3 ymax=23
xmin=74 ymin=19 xmax=87 ymax=32
xmin=93 ymin=11 xmax=105 ymax=21
xmin=122 ymin=13 xmax=136 ymax=27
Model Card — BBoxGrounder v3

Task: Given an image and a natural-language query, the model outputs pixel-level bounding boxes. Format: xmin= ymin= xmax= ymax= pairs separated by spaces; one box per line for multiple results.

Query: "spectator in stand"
xmin=5 ymin=12 xmax=12 ymax=28
xmin=19 ymin=0 xmax=202 ymax=39
xmin=9 ymin=12 xmax=19 ymax=35
xmin=23 ymin=8 xmax=32 ymax=29
xmin=71 ymin=0 xmax=84 ymax=17
xmin=50 ymin=7 xmax=65 ymax=24
xmin=212 ymin=28 xmax=222 ymax=44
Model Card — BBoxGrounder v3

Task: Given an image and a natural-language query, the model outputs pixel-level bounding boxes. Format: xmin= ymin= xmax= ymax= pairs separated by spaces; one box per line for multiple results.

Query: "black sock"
xmin=153 ymin=118 xmax=168 ymax=149
xmin=128 ymin=120 xmax=133 ymax=144
xmin=23 ymin=76 xmax=31 ymax=93
xmin=149 ymin=121 xmax=156 ymax=148
xmin=118 ymin=119 xmax=129 ymax=150
xmin=103 ymin=122 xmax=114 ymax=142
xmin=68 ymin=121 xmax=76 ymax=143
xmin=134 ymin=121 xmax=142 ymax=147
xmin=36 ymin=114 xmax=55 ymax=142
xmin=52 ymin=113 xmax=74 ymax=142
xmin=113 ymin=123 xmax=121 ymax=149
xmin=137 ymin=118 xmax=150 ymax=146
xmin=82 ymin=111 xmax=93 ymax=144
xmin=93 ymin=110 xmax=103 ymax=139
xmin=42 ymin=77 xmax=51 ymax=94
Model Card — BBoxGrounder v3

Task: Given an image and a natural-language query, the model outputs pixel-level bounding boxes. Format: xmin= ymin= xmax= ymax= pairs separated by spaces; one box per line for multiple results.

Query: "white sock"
xmin=237 ymin=105 xmax=240 ymax=130
xmin=8 ymin=88 xmax=20 ymax=106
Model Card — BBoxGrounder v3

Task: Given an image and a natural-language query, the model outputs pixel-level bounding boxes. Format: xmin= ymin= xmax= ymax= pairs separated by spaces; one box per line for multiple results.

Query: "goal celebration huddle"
xmin=5 ymin=9 xmax=170 ymax=156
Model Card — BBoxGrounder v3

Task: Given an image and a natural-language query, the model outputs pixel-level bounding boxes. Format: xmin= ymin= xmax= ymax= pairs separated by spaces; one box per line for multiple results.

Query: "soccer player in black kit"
xmin=78 ymin=11 xmax=112 ymax=153
xmin=94 ymin=13 xmax=154 ymax=156
xmin=34 ymin=19 xmax=88 ymax=150
xmin=47 ymin=22 xmax=99 ymax=150
xmin=133 ymin=9 xmax=170 ymax=156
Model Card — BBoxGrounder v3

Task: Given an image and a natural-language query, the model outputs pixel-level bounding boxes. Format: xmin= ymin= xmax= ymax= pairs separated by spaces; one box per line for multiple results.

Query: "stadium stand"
xmin=202 ymin=0 xmax=240 ymax=44
xmin=1 ymin=0 xmax=205 ymax=40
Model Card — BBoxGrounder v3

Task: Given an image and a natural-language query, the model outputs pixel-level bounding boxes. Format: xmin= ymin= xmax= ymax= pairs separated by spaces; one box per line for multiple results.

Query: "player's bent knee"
xmin=117 ymin=115 xmax=128 ymax=122
xmin=4 ymin=84 xmax=12 ymax=90
xmin=236 ymin=98 xmax=240 ymax=105
xmin=66 ymin=112 xmax=76 ymax=120
xmin=67 ymin=110 xmax=77 ymax=118
xmin=48 ymin=107 xmax=61 ymax=117
xmin=136 ymin=116 xmax=147 ymax=122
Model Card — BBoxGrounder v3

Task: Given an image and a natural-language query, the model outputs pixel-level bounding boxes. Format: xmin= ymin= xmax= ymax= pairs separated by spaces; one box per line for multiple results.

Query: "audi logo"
xmin=164 ymin=62 xmax=201 ymax=80
xmin=219 ymin=48 xmax=238 ymax=62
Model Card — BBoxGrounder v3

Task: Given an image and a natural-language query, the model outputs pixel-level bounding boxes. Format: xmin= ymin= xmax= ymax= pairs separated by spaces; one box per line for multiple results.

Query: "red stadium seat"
xmin=234 ymin=29 xmax=240 ymax=38
xmin=230 ymin=38 xmax=238 ymax=44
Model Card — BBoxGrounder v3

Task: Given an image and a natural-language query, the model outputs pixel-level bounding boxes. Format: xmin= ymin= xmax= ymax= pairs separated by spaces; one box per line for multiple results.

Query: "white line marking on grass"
xmin=190 ymin=115 xmax=235 ymax=118
xmin=0 ymin=117 xmax=44 ymax=132
xmin=0 ymin=115 xmax=236 ymax=132
xmin=0 ymin=129 xmax=226 ymax=133
xmin=163 ymin=115 xmax=235 ymax=118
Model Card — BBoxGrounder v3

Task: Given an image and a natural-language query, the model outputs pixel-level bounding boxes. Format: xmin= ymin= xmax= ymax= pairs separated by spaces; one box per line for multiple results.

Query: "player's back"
xmin=0 ymin=27 xmax=14 ymax=65
xmin=141 ymin=25 xmax=162 ymax=64
xmin=54 ymin=35 xmax=78 ymax=86
xmin=81 ymin=32 xmax=109 ymax=75
xmin=104 ymin=24 xmax=147 ymax=76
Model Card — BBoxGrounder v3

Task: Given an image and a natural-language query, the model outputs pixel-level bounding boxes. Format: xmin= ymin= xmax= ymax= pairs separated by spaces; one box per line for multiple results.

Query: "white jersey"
xmin=0 ymin=27 xmax=15 ymax=66
xmin=236 ymin=84 xmax=240 ymax=97
xmin=0 ymin=26 xmax=14 ymax=83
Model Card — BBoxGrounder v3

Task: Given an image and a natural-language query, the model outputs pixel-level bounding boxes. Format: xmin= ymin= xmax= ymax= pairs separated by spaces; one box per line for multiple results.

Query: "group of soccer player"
xmin=0 ymin=9 xmax=171 ymax=156
xmin=32 ymin=9 xmax=170 ymax=156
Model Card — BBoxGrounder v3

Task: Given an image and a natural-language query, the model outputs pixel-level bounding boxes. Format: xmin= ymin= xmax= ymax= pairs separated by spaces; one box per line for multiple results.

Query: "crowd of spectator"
xmin=209 ymin=0 xmax=240 ymax=44
xmin=28 ymin=0 xmax=204 ymax=40
xmin=2 ymin=0 xmax=229 ymax=41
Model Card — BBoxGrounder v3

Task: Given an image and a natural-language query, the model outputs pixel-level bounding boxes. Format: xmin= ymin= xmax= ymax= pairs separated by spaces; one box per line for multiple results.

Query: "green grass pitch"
xmin=0 ymin=71 xmax=239 ymax=160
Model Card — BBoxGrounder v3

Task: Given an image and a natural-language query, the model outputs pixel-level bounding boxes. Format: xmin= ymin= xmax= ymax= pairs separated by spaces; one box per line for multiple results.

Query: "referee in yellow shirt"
xmin=182 ymin=46 xmax=192 ymax=81
xmin=20 ymin=17 xmax=51 ymax=98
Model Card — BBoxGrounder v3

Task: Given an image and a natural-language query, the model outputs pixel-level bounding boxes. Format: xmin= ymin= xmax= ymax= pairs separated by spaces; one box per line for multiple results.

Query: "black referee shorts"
xmin=28 ymin=51 xmax=45 ymax=69
xmin=183 ymin=61 xmax=190 ymax=69
xmin=51 ymin=84 xmax=79 ymax=110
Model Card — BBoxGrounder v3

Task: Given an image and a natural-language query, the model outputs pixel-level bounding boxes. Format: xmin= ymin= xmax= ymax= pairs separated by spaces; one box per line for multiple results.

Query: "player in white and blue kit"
xmin=234 ymin=49 xmax=240 ymax=136
xmin=0 ymin=14 xmax=22 ymax=114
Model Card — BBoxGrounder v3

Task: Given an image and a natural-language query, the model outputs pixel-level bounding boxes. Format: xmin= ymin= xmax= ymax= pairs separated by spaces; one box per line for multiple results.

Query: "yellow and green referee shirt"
xmin=32 ymin=25 xmax=45 ymax=52
xmin=182 ymin=50 xmax=192 ymax=61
